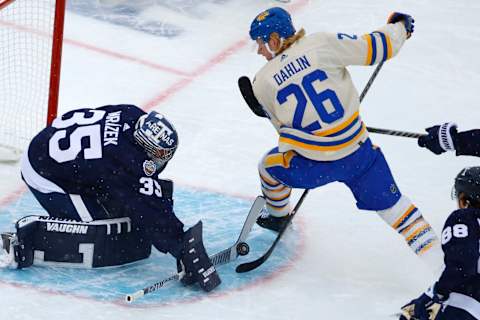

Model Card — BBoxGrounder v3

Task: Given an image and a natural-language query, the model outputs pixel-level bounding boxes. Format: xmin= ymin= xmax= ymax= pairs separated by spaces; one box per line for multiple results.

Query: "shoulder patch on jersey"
xmin=123 ymin=123 xmax=131 ymax=132
xmin=143 ymin=160 xmax=156 ymax=176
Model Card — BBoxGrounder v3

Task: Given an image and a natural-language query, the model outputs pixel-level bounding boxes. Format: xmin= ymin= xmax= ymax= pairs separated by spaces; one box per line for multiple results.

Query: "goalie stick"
xmin=125 ymin=196 xmax=266 ymax=303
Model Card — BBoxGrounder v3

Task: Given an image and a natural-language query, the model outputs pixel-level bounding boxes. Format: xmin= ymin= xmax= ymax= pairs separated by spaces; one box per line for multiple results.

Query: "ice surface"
xmin=0 ymin=189 xmax=302 ymax=306
xmin=0 ymin=0 xmax=479 ymax=319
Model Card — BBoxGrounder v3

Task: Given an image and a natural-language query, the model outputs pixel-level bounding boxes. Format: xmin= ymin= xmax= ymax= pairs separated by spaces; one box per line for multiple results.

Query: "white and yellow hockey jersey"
xmin=252 ymin=22 xmax=407 ymax=161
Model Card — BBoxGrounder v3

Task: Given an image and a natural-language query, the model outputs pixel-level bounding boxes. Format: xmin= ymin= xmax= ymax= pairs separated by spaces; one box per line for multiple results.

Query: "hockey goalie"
xmin=0 ymin=104 xmax=221 ymax=292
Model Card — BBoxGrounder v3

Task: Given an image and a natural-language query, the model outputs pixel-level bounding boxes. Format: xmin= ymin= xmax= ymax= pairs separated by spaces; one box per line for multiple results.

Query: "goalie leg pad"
xmin=9 ymin=216 xmax=152 ymax=268
xmin=10 ymin=217 xmax=37 ymax=269
xmin=178 ymin=221 xmax=221 ymax=292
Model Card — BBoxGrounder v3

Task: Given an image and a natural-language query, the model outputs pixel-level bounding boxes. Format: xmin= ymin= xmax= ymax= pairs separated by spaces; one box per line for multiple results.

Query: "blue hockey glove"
xmin=388 ymin=12 xmax=415 ymax=38
xmin=418 ymin=122 xmax=458 ymax=155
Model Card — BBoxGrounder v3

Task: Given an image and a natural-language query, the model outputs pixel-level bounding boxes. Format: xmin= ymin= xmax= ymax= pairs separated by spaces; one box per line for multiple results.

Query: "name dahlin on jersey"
xmin=273 ymin=55 xmax=311 ymax=86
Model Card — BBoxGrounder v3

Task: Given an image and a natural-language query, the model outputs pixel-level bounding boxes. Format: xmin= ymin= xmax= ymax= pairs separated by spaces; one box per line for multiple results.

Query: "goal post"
xmin=0 ymin=0 xmax=66 ymax=161
xmin=47 ymin=0 xmax=65 ymax=125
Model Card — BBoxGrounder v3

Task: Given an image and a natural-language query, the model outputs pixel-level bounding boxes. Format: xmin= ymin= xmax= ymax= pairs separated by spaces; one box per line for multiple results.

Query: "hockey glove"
xmin=399 ymin=291 xmax=443 ymax=320
xmin=387 ymin=12 xmax=415 ymax=38
xmin=418 ymin=122 xmax=458 ymax=155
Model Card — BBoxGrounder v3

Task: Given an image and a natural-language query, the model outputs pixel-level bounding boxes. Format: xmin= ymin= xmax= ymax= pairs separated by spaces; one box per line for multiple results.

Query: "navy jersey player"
xmin=418 ymin=122 xmax=480 ymax=157
xmin=246 ymin=8 xmax=443 ymax=271
xmin=0 ymin=104 xmax=220 ymax=292
xmin=400 ymin=167 xmax=480 ymax=320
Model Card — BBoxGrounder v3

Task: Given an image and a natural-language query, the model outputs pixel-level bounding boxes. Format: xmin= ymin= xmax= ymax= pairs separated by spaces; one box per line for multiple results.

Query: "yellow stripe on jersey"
xmin=264 ymin=150 xmax=296 ymax=168
xmin=280 ymin=124 xmax=366 ymax=152
xmin=362 ymin=34 xmax=373 ymax=65
xmin=314 ymin=111 xmax=359 ymax=137
xmin=385 ymin=34 xmax=393 ymax=60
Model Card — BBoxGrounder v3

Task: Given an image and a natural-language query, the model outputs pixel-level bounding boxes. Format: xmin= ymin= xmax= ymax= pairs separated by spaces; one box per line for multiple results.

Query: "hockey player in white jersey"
xmin=246 ymin=7 xmax=443 ymax=271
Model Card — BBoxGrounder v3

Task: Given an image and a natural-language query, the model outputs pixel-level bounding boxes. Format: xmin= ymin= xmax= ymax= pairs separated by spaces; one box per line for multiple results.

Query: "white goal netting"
xmin=0 ymin=0 xmax=63 ymax=161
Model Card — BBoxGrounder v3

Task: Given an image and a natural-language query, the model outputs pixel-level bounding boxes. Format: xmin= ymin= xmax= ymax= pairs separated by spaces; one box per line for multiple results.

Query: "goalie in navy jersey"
xmin=400 ymin=167 xmax=480 ymax=320
xmin=0 ymin=104 xmax=220 ymax=292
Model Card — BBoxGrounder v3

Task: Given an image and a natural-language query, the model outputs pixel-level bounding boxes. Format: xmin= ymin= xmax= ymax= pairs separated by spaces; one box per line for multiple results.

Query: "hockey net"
xmin=0 ymin=0 xmax=65 ymax=161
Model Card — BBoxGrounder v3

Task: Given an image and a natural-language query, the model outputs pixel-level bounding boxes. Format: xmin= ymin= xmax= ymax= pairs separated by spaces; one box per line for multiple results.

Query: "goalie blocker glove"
xmin=177 ymin=221 xmax=221 ymax=292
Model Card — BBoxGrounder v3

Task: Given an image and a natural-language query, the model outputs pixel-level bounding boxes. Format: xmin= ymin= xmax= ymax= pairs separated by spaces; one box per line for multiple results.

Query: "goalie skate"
xmin=0 ymin=232 xmax=17 ymax=268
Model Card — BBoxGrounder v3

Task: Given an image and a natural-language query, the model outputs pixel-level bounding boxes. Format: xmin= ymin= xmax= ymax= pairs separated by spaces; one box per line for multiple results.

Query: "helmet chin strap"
xmin=266 ymin=38 xmax=284 ymax=59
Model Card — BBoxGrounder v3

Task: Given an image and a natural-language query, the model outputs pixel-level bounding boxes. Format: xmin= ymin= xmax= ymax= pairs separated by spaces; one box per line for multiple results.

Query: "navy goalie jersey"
xmin=437 ymin=208 xmax=480 ymax=302
xmin=22 ymin=104 xmax=183 ymax=240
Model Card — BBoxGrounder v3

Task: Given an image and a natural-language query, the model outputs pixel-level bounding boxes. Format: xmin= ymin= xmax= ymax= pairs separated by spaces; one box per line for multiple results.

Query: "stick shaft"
xmin=367 ymin=126 xmax=423 ymax=138
xmin=359 ymin=61 xmax=384 ymax=103
xmin=359 ymin=63 xmax=424 ymax=139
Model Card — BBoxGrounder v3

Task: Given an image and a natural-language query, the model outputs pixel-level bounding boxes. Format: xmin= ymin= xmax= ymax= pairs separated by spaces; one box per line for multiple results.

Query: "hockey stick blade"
xmin=209 ymin=196 xmax=265 ymax=265
xmin=238 ymin=76 xmax=268 ymax=118
xmin=236 ymin=190 xmax=309 ymax=273
xmin=125 ymin=196 xmax=265 ymax=303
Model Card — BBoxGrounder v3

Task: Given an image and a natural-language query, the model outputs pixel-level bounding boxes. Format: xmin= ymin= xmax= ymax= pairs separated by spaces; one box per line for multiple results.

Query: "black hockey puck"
xmin=236 ymin=242 xmax=250 ymax=256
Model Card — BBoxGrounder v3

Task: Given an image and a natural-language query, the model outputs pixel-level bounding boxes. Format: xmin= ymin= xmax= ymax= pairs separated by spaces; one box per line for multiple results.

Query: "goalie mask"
xmin=134 ymin=111 xmax=178 ymax=167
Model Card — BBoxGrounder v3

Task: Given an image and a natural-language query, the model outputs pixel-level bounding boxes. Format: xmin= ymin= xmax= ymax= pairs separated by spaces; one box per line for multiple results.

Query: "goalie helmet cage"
xmin=0 ymin=0 xmax=65 ymax=161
